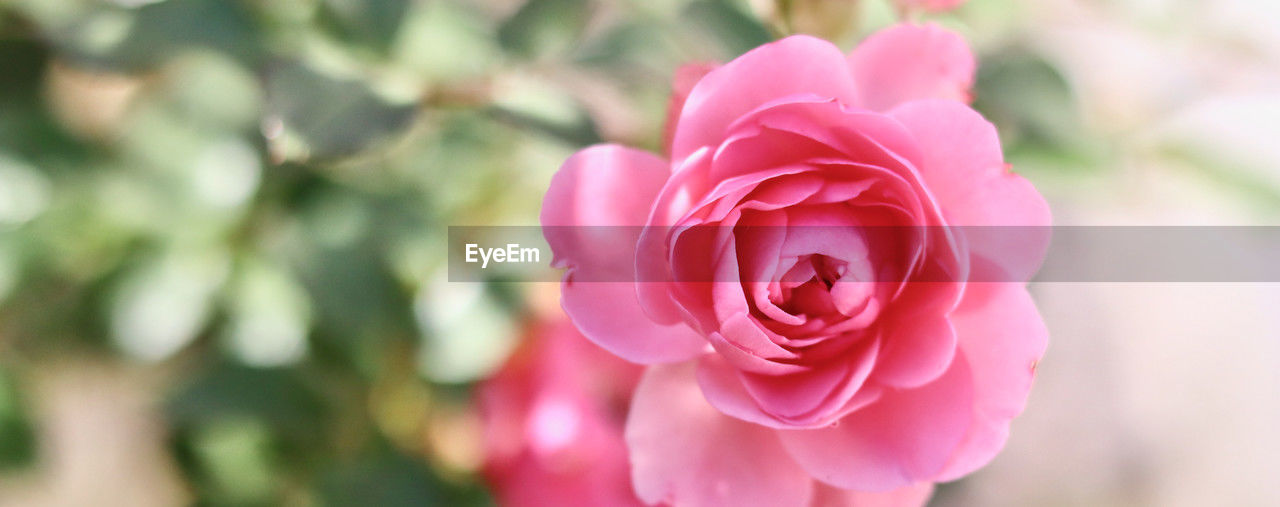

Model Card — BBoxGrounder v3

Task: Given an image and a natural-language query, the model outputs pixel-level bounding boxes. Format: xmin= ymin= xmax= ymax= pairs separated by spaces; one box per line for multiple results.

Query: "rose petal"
xmin=696 ymin=353 xmax=797 ymax=428
xmin=740 ymin=362 xmax=849 ymax=419
xmin=723 ymin=98 xmax=927 ymax=181
xmin=810 ymin=481 xmax=934 ymax=507
xmin=711 ymin=293 xmax=796 ymax=361
xmin=627 ymin=361 xmax=814 ymax=506
xmin=778 ymin=205 xmax=872 ymax=263
xmin=890 ymin=99 xmax=1052 ymax=282
xmin=871 ymin=310 xmax=957 ymax=388
xmin=542 ymin=145 xmax=709 ymax=363
xmin=671 ymin=35 xmax=860 ymax=162
xmin=741 ymin=336 xmax=881 ymax=423
xmin=638 ymin=164 xmax=828 ymax=331
xmin=888 ymin=101 xmax=1043 ymax=227
xmin=729 ymin=102 xmax=974 ymax=287
xmin=542 ymin=145 xmax=668 ymax=229
xmin=705 ymin=313 xmax=807 ymax=375
xmin=804 ymin=179 xmax=875 ymax=205
xmin=779 ymin=354 xmax=973 ymax=491
xmin=635 ymin=149 xmax=716 ymax=326
xmin=559 ymin=282 xmax=709 ymax=364
xmin=935 ymin=283 xmax=1048 ymax=480
xmin=663 ymin=62 xmax=718 ymax=157
xmin=709 ymin=120 xmax=848 ymax=184
xmin=541 ymin=145 xmax=669 ymax=280
xmin=697 ymin=339 xmax=882 ymax=430
xmin=848 ymin=24 xmax=975 ymax=111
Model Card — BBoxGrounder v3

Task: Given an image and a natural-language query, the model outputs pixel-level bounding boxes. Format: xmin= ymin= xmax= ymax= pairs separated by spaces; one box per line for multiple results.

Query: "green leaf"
xmin=49 ymin=0 xmax=261 ymax=71
xmin=0 ymin=38 xmax=89 ymax=163
xmin=394 ymin=0 xmax=501 ymax=82
xmin=683 ymin=0 xmax=773 ymax=57
xmin=318 ymin=0 xmax=411 ymax=53
xmin=972 ymin=49 xmax=1105 ymax=175
xmin=188 ymin=417 xmax=279 ymax=505
xmin=317 ymin=451 xmax=447 ymax=507
xmin=498 ymin=0 xmax=591 ymax=59
xmin=264 ymin=62 xmax=417 ymax=162
xmin=166 ymin=363 xmax=327 ymax=439
xmin=0 ymin=367 xmax=35 ymax=471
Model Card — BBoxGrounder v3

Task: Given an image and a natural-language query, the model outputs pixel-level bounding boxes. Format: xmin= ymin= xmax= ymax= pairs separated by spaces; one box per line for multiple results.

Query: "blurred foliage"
xmin=972 ymin=48 xmax=1108 ymax=176
xmin=0 ymin=0 xmax=1109 ymax=504
xmin=0 ymin=366 xmax=35 ymax=470
xmin=0 ymin=0 xmax=789 ymax=503
xmin=498 ymin=0 xmax=591 ymax=59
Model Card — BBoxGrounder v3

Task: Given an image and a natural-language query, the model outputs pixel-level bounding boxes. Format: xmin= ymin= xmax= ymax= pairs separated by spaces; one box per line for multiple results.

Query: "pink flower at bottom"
xmin=477 ymin=316 xmax=647 ymax=507
xmin=541 ymin=24 xmax=1050 ymax=507
xmin=896 ymin=0 xmax=967 ymax=14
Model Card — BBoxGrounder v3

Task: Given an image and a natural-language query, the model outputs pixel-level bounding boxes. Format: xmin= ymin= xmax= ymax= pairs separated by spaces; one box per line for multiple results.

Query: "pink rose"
xmin=541 ymin=24 xmax=1050 ymax=506
xmin=477 ymin=316 xmax=647 ymax=507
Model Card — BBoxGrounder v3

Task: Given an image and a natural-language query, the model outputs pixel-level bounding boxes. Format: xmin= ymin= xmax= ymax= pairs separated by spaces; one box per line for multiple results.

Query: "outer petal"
xmin=848 ymin=24 xmax=975 ymax=112
xmin=541 ymin=145 xmax=708 ymax=363
xmin=888 ymin=100 xmax=1049 ymax=228
xmin=542 ymin=145 xmax=672 ymax=227
xmin=810 ymin=481 xmax=934 ymax=507
xmin=627 ymin=362 xmax=814 ymax=506
xmin=890 ymin=99 xmax=1051 ymax=281
xmin=935 ymin=283 xmax=1048 ymax=481
xmin=670 ymin=35 xmax=860 ymax=162
xmin=663 ymin=62 xmax=718 ymax=157
xmin=559 ymin=283 xmax=709 ymax=364
xmin=778 ymin=355 xmax=973 ymax=491
xmin=872 ymin=314 xmax=957 ymax=388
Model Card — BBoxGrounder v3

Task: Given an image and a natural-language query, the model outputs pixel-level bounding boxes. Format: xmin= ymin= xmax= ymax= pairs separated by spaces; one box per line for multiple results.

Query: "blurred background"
xmin=0 ymin=0 xmax=1278 ymax=505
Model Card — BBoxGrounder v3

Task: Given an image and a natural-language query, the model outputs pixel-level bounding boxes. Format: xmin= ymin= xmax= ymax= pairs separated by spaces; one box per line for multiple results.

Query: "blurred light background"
xmin=0 ymin=0 xmax=1277 ymax=505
